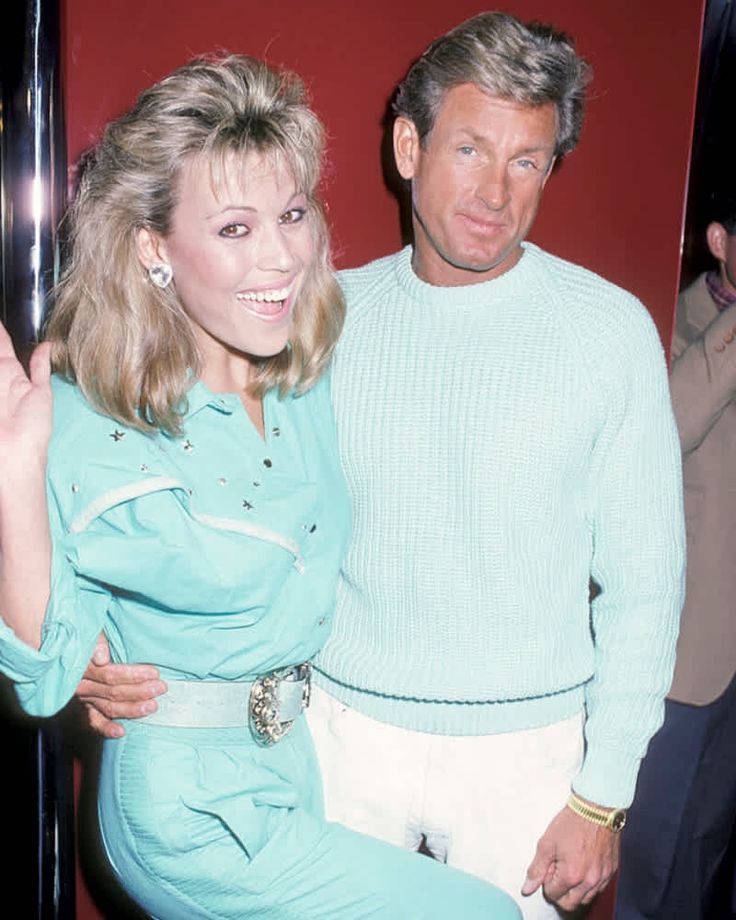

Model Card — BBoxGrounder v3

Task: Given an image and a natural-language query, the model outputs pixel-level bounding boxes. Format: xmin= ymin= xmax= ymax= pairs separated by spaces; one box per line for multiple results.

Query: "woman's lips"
xmin=236 ymin=285 xmax=292 ymax=320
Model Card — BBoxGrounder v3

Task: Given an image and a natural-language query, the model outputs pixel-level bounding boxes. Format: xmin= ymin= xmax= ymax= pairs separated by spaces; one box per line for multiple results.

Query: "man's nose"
xmin=475 ymin=161 xmax=509 ymax=210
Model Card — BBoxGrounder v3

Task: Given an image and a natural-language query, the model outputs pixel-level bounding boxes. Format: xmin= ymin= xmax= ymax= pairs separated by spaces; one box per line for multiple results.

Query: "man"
xmin=615 ymin=194 xmax=736 ymax=919
xmin=78 ymin=13 xmax=685 ymax=918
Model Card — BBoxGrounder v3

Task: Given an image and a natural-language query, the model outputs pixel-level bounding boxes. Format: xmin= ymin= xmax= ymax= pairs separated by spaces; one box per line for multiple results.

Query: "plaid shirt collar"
xmin=706 ymin=270 xmax=736 ymax=312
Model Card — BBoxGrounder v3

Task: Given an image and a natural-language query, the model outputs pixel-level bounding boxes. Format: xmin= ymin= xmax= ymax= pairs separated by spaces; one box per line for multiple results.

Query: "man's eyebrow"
xmin=452 ymin=129 xmax=553 ymax=155
xmin=513 ymin=145 xmax=555 ymax=156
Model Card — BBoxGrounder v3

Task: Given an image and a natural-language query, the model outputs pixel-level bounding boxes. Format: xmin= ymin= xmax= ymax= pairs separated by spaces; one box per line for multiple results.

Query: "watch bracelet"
xmin=566 ymin=792 xmax=624 ymax=829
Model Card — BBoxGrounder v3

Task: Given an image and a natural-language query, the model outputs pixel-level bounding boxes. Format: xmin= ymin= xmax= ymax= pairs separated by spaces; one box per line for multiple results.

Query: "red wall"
xmin=65 ymin=0 xmax=704 ymax=344
xmin=63 ymin=1 xmax=705 ymax=918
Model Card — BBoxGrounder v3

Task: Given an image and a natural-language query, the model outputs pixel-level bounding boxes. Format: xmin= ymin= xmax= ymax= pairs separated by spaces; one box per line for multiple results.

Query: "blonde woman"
xmin=0 ymin=55 xmax=519 ymax=919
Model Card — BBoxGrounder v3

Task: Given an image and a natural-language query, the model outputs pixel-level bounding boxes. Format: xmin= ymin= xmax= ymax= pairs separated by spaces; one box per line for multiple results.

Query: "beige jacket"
xmin=669 ymin=273 xmax=736 ymax=704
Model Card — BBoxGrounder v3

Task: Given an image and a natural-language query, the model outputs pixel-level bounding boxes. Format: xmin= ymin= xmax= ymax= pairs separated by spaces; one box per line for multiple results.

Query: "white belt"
xmin=142 ymin=663 xmax=311 ymax=745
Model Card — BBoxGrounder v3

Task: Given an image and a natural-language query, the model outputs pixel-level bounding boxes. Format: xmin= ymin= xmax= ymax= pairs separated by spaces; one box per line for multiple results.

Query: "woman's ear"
xmin=135 ymin=226 xmax=168 ymax=271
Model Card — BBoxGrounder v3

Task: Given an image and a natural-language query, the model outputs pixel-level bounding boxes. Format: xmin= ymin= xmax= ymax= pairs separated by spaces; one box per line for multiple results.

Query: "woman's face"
xmin=142 ymin=150 xmax=314 ymax=377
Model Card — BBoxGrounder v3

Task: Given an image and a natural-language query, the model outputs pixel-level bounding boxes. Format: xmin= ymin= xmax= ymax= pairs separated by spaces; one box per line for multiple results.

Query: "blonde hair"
xmin=48 ymin=54 xmax=343 ymax=435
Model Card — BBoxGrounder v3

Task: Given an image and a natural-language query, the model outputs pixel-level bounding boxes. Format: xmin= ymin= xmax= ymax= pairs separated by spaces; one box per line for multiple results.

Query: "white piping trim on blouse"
xmin=193 ymin=512 xmax=304 ymax=574
xmin=68 ymin=477 xmax=182 ymax=533
xmin=67 ymin=476 xmax=304 ymax=573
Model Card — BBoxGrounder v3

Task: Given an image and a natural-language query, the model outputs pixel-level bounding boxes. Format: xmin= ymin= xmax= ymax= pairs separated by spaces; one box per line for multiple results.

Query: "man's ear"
xmin=542 ymin=156 xmax=557 ymax=188
xmin=135 ymin=226 xmax=169 ymax=271
xmin=393 ymin=117 xmax=421 ymax=181
xmin=706 ymin=221 xmax=728 ymax=265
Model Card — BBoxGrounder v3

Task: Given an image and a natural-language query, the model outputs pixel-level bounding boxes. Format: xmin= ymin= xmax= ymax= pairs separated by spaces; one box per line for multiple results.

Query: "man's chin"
xmin=413 ymin=229 xmax=524 ymax=285
xmin=446 ymin=245 xmax=523 ymax=277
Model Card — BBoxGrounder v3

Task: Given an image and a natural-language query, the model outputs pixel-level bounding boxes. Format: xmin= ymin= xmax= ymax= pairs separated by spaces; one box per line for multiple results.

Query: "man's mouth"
xmin=458 ymin=213 xmax=506 ymax=233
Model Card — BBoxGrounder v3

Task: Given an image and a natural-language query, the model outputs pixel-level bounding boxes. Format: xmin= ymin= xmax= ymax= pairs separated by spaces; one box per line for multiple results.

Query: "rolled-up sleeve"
xmin=0 ymin=494 xmax=111 ymax=717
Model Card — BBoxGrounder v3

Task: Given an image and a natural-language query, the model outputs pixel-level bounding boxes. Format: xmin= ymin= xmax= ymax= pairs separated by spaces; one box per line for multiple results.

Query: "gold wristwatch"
xmin=566 ymin=792 xmax=627 ymax=832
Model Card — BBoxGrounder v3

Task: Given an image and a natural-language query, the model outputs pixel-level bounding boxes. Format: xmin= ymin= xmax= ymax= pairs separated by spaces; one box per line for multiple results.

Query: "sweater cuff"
xmin=572 ymin=744 xmax=639 ymax=809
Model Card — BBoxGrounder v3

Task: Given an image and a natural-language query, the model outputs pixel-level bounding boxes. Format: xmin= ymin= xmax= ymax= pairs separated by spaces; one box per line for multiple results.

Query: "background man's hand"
xmin=521 ymin=804 xmax=620 ymax=911
xmin=77 ymin=634 xmax=167 ymax=738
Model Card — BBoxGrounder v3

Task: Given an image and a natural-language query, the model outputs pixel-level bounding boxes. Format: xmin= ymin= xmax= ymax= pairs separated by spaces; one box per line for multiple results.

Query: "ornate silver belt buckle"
xmin=248 ymin=663 xmax=311 ymax=746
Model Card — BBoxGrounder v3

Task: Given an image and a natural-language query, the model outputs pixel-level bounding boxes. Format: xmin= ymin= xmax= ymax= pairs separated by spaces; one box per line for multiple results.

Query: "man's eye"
xmin=280 ymin=207 xmax=306 ymax=225
xmin=517 ymin=159 xmax=537 ymax=170
xmin=219 ymin=223 xmax=249 ymax=238
xmin=458 ymin=145 xmax=476 ymax=156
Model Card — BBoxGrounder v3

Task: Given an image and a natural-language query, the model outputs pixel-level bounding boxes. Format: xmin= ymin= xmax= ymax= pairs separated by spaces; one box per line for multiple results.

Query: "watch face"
xmin=610 ymin=810 xmax=627 ymax=832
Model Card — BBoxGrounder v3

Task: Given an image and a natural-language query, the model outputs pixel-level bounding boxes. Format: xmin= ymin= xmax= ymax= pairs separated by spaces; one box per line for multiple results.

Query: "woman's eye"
xmin=280 ymin=207 xmax=306 ymax=225
xmin=219 ymin=223 xmax=249 ymax=238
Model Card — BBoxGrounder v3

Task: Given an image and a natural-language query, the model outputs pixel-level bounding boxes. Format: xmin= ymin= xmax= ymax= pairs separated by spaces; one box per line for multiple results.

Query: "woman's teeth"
xmin=236 ymin=287 xmax=290 ymax=303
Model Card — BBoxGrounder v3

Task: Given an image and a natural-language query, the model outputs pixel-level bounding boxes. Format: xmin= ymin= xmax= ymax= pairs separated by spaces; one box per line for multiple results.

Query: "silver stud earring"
xmin=148 ymin=262 xmax=173 ymax=289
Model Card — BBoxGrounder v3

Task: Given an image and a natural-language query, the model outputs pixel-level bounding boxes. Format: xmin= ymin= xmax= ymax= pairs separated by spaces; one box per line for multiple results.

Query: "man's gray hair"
xmin=393 ymin=11 xmax=591 ymax=158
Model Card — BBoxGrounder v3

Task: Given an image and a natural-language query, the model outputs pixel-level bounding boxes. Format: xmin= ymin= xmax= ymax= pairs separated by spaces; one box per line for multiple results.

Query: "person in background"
xmin=77 ymin=13 xmax=686 ymax=918
xmin=616 ymin=189 xmax=736 ymax=920
xmin=0 ymin=53 xmax=520 ymax=920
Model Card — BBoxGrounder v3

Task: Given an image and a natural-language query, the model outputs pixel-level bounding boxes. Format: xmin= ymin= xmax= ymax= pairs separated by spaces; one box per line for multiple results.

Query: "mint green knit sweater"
xmin=314 ymin=243 xmax=685 ymax=808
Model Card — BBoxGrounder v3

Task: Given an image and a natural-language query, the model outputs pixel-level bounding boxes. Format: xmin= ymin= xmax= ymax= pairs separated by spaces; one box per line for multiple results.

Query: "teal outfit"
xmin=0 ymin=375 xmax=519 ymax=919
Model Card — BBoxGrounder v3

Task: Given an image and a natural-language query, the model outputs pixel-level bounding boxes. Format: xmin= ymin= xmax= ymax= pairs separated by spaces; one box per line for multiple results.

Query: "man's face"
xmin=394 ymin=84 xmax=558 ymax=287
xmin=707 ymin=221 xmax=736 ymax=296
xmin=725 ymin=233 xmax=736 ymax=294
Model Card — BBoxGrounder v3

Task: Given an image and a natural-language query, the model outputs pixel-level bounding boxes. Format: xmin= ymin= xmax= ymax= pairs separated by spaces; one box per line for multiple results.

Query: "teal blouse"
xmin=0 ymin=373 xmax=351 ymax=716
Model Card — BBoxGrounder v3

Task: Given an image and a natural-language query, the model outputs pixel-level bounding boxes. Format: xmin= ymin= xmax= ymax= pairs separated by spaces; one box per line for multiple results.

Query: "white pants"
xmin=307 ymin=685 xmax=585 ymax=920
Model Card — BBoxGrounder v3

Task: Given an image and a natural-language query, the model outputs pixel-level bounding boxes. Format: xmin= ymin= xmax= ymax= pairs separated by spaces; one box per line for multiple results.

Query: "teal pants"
xmin=98 ymin=718 xmax=521 ymax=919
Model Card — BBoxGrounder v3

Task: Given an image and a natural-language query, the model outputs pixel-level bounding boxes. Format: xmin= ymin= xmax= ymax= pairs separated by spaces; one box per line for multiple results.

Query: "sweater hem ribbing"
xmin=313 ymin=669 xmax=586 ymax=736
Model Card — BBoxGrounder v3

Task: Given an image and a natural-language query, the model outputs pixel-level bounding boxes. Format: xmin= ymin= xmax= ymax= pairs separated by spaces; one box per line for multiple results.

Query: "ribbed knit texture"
xmin=314 ymin=243 xmax=686 ymax=806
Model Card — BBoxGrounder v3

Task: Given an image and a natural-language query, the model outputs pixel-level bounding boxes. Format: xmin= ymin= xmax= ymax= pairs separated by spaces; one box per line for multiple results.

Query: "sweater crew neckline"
xmin=393 ymin=241 xmax=538 ymax=308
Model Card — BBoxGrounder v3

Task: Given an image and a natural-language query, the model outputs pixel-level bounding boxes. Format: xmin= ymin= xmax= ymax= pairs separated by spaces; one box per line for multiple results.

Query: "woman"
xmin=0 ymin=55 xmax=519 ymax=918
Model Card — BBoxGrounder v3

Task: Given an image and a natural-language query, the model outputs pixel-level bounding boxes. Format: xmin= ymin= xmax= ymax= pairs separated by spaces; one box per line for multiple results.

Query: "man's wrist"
xmin=566 ymin=791 xmax=627 ymax=832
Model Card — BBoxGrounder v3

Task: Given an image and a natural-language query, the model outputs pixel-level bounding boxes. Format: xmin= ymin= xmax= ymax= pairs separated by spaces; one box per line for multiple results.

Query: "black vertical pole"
xmin=0 ymin=1 xmax=74 ymax=918
xmin=1 ymin=0 xmax=67 ymax=340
